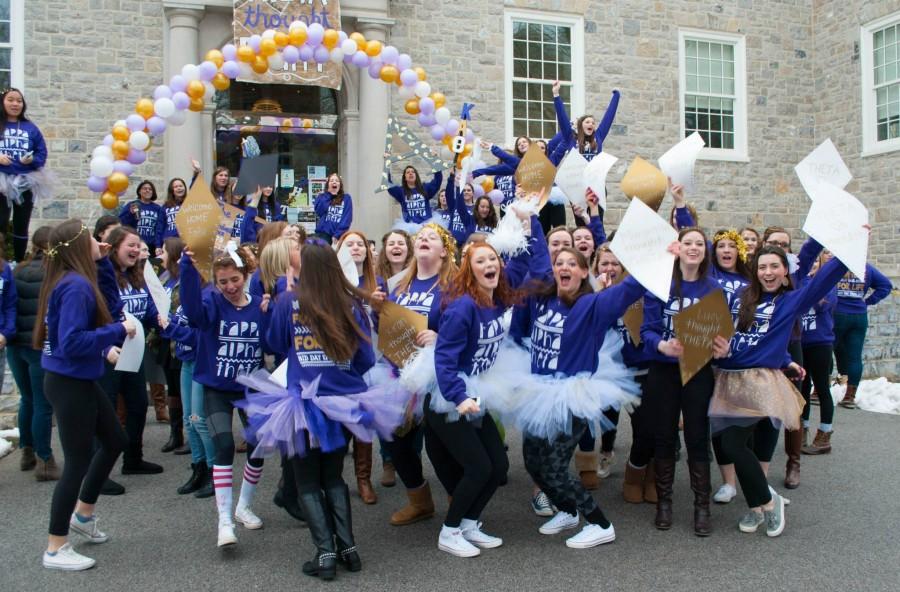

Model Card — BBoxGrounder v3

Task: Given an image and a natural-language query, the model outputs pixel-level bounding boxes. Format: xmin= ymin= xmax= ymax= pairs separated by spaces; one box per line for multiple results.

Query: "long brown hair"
xmin=257 ymin=221 xmax=288 ymax=254
xmin=533 ymin=247 xmax=593 ymax=307
xmin=107 ymin=226 xmax=145 ymax=290
xmin=576 ymin=114 xmax=597 ymax=154
xmin=336 ymin=230 xmax=377 ymax=292
xmin=16 ymin=225 xmax=52 ymax=275
xmin=672 ymin=227 xmax=710 ymax=303
xmin=712 ymin=229 xmax=751 ymax=280
xmin=444 ymin=243 xmax=520 ymax=309
xmin=376 ymin=230 xmax=412 ymax=280
xmin=737 ymin=245 xmax=793 ymax=331
xmin=165 ymin=177 xmax=187 ymax=208
xmin=211 ymin=166 xmax=241 ymax=206
xmin=33 ymin=220 xmax=113 ymax=349
xmin=163 ymin=236 xmax=185 ymax=280
xmin=401 ymin=166 xmax=425 ymax=198
xmin=326 ymin=173 xmax=345 ymax=204
xmin=294 ymin=243 xmax=368 ymax=362
xmin=472 ymin=196 xmax=498 ymax=230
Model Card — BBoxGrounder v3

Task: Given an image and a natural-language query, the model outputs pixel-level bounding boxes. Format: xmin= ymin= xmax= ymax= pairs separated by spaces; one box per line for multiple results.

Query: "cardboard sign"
xmin=609 ymin=198 xmax=678 ymax=302
xmin=795 ymin=138 xmax=852 ymax=199
xmin=554 ymin=150 xmax=588 ymax=209
xmin=802 ymin=183 xmax=869 ymax=279
xmin=658 ymin=132 xmax=705 ymax=196
xmin=673 ymin=289 xmax=735 ymax=386
xmin=377 ymin=301 xmax=427 ymax=368
xmin=235 ymin=153 xmax=279 ymax=196
xmin=176 ymin=175 xmax=221 ymax=281
xmin=143 ymin=264 xmax=171 ymax=319
xmin=584 ymin=151 xmax=617 ymax=211
xmin=620 ymin=156 xmax=668 ymax=212
xmin=515 ymin=144 xmax=557 ymax=204
xmin=376 ymin=115 xmax=445 ymax=193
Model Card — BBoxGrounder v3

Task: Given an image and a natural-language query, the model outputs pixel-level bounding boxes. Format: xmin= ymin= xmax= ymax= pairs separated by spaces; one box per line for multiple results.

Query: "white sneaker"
xmin=769 ymin=485 xmax=791 ymax=506
xmin=438 ymin=525 xmax=481 ymax=558
xmin=713 ymin=483 xmax=737 ymax=504
xmin=598 ymin=452 xmax=614 ymax=479
xmin=460 ymin=519 xmax=503 ymax=549
xmin=531 ymin=491 xmax=555 ymax=517
xmin=43 ymin=542 xmax=96 ymax=571
xmin=234 ymin=505 xmax=263 ymax=529
xmin=217 ymin=522 xmax=237 ymax=547
xmin=539 ymin=511 xmax=579 ymax=535
xmin=565 ymin=523 xmax=616 ymax=549
xmin=69 ymin=513 xmax=109 ymax=543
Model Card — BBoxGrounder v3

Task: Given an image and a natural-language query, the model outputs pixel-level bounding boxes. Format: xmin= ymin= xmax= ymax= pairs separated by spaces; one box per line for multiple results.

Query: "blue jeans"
xmin=8 ymin=345 xmax=53 ymax=460
xmin=833 ymin=312 xmax=868 ymax=387
xmin=180 ymin=360 xmax=215 ymax=466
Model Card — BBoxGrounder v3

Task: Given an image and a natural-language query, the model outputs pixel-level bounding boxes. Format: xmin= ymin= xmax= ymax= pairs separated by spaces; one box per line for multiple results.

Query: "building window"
xmin=0 ymin=0 xmax=23 ymax=91
xmin=678 ymin=30 xmax=747 ymax=161
xmin=861 ymin=12 xmax=900 ymax=156
xmin=504 ymin=10 xmax=584 ymax=146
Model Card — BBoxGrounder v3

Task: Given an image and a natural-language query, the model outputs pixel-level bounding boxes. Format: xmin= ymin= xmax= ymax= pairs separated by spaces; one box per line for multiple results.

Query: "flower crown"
xmin=713 ymin=229 xmax=749 ymax=263
xmin=46 ymin=225 xmax=87 ymax=259
xmin=416 ymin=222 xmax=457 ymax=260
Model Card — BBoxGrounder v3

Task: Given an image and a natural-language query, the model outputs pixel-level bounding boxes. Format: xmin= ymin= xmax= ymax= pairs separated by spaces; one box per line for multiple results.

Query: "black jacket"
xmin=12 ymin=256 xmax=44 ymax=348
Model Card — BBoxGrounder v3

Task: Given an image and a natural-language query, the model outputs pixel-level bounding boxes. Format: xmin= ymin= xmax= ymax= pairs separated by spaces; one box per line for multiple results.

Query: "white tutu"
xmin=391 ymin=218 xmax=424 ymax=235
xmin=487 ymin=198 xmax=539 ymax=257
xmin=0 ymin=168 xmax=59 ymax=204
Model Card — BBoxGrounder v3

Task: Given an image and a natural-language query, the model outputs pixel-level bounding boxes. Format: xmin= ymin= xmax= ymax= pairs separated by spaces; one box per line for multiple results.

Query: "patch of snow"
xmin=0 ymin=427 xmax=19 ymax=459
xmin=830 ymin=378 xmax=900 ymax=415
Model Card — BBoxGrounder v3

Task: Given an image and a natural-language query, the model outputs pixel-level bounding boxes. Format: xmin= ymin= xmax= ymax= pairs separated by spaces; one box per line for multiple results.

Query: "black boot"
xmin=177 ymin=462 xmax=207 ymax=495
xmin=688 ymin=461 xmax=712 ymax=537
xmin=654 ymin=458 xmax=676 ymax=530
xmin=161 ymin=422 xmax=184 ymax=453
xmin=274 ymin=457 xmax=307 ymax=523
xmin=194 ymin=467 xmax=215 ymax=498
xmin=122 ymin=443 xmax=163 ymax=475
xmin=325 ymin=483 xmax=361 ymax=572
xmin=298 ymin=491 xmax=337 ymax=581
xmin=100 ymin=478 xmax=126 ymax=496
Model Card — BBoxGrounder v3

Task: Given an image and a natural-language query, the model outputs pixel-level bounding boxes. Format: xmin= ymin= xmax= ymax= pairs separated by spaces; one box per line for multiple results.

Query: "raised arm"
xmin=178 ymin=255 xmax=216 ymax=330
xmin=595 ymin=90 xmax=621 ymax=148
xmin=423 ymin=171 xmax=444 ymax=199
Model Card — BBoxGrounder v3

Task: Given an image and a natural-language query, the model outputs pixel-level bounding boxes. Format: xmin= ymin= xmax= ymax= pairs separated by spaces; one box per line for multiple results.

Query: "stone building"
xmin=5 ymin=0 xmax=899 ymax=376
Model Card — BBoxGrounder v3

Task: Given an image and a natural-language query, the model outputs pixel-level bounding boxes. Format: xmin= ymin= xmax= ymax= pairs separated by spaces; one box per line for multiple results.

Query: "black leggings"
xmin=644 ymin=362 xmax=714 ymax=462
xmin=204 ymin=387 xmax=263 ymax=469
xmin=44 ymin=371 xmax=127 ymax=536
xmin=539 ymin=203 xmax=567 ymax=236
xmin=802 ymin=344 xmax=835 ymax=426
xmin=719 ymin=420 xmax=779 ymax=508
xmin=424 ymin=400 xmax=508 ymax=528
xmin=381 ymin=423 xmax=425 ymax=490
xmin=0 ymin=190 xmax=34 ymax=262
xmin=576 ymin=408 xmax=620 ymax=453
xmin=290 ymin=443 xmax=347 ymax=494
xmin=98 ymin=363 xmax=148 ymax=464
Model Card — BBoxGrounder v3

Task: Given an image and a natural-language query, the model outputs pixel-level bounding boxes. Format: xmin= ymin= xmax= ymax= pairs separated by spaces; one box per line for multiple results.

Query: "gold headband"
xmin=416 ymin=222 xmax=458 ymax=261
xmin=713 ymin=229 xmax=749 ymax=263
xmin=46 ymin=225 xmax=88 ymax=259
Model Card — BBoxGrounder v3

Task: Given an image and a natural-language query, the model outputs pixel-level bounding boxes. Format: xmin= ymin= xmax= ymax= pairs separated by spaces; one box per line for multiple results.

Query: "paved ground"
xmin=1 ymin=406 xmax=898 ymax=592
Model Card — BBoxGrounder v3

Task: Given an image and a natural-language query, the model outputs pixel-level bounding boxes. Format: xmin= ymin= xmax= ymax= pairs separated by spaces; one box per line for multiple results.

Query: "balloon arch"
xmin=87 ymin=22 xmax=478 ymax=209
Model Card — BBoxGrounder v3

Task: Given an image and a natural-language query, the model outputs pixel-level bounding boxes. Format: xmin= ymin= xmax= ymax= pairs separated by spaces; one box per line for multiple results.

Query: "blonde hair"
xmin=258 ymin=236 xmax=295 ymax=294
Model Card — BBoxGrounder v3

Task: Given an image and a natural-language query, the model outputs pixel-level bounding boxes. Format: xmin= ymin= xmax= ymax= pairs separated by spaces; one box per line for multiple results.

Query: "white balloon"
xmin=262 ymin=29 xmax=276 ymax=40
xmin=129 ymin=131 xmax=150 ymax=151
xmin=181 ymin=64 xmax=199 ymax=81
xmin=92 ymin=145 xmax=113 ymax=160
xmin=398 ymin=85 xmax=415 ymax=100
xmin=414 ymin=81 xmax=432 ymax=99
xmin=289 ymin=20 xmax=307 ymax=32
xmin=90 ymin=157 xmax=114 ymax=178
xmin=154 ymin=97 xmax=175 ymax=119
xmin=329 ymin=48 xmax=344 ymax=63
xmin=167 ymin=110 xmax=187 ymax=126
xmin=203 ymin=82 xmax=215 ymax=101
xmin=434 ymin=107 xmax=451 ymax=126
xmin=268 ymin=54 xmax=285 ymax=72
xmin=114 ymin=119 xmax=127 ymax=128
xmin=340 ymin=39 xmax=357 ymax=55
xmin=238 ymin=62 xmax=253 ymax=79
xmin=440 ymin=146 xmax=454 ymax=161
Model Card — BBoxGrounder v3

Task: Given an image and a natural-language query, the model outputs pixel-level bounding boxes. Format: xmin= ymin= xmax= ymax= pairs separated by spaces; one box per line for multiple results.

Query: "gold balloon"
xmin=302 ymin=118 xmax=313 ymax=129
xmin=442 ymin=135 xmax=453 ymax=146
xmin=135 ymin=98 xmax=154 ymax=120
xmin=415 ymin=67 xmax=427 ymax=81
xmin=481 ymin=177 xmax=494 ymax=193
xmin=461 ymin=143 xmax=473 ymax=158
xmin=404 ymin=98 xmax=420 ymax=115
xmin=189 ymin=97 xmax=205 ymax=112
xmin=237 ymin=45 xmax=255 ymax=63
xmin=365 ymin=40 xmax=383 ymax=57
xmin=212 ymin=72 xmax=231 ymax=91
xmin=274 ymin=32 xmax=290 ymax=48
xmin=349 ymin=32 xmax=366 ymax=48
xmin=379 ymin=65 xmax=399 ymax=84
xmin=186 ymin=79 xmax=205 ymax=99
xmin=251 ymin=55 xmax=269 ymax=74
xmin=205 ymin=49 xmax=224 ymax=68
xmin=100 ymin=191 xmax=119 ymax=210
xmin=431 ymin=92 xmax=446 ymax=108
xmin=112 ymin=140 xmax=130 ymax=159
xmin=323 ymin=29 xmax=340 ymax=49
xmin=259 ymin=38 xmax=277 ymax=57
xmin=289 ymin=28 xmax=307 ymax=46
xmin=107 ymin=172 xmax=129 ymax=193
xmin=112 ymin=125 xmax=130 ymax=142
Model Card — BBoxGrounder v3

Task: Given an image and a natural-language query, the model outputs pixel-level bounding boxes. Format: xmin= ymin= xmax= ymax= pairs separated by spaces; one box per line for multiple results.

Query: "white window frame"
xmin=860 ymin=11 xmax=900 ymax=157
xmin=504 ymin=8 xmax=585 ymax=147
xmin=678 ymin=29 xmax=748 ymax=162
xmin=0 ymin=0 xmax=24 ymax=91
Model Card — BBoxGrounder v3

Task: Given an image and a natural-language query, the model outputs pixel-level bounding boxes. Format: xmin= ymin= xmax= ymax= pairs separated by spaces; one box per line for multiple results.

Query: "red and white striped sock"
xmin=237 ymin=464 xmax=263 ymax=510
xmin=212 ymin=465 xmax=233 ymax=523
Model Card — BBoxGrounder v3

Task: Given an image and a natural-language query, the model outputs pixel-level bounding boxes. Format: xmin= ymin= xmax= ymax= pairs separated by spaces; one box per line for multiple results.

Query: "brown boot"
xmin=390 ymin=482 xmax=435 ymax=526
xmin=654 ymin=458 xmax=676 ymax=530
xmin=838 ymin=385 xmax=857 ymax=409
xmin=784 ymin=428 xmax=802 ymax=489
xmin=35 ymin=455 xmax=62 ymax=482
xmin=353 ymin=440 xmax=377 ymax=504
xmin=574 ymin=449 xmax=600 ymax=491
xmin=643 ymin=460 xmax=658 ymax=503
xmin=20 ymin=446 xmax=36 ymax=471
xmin=802 ymin=429 xmax=833 ymax=455
xmin=151 ymin=384 xmax=169 ymax=423
xmin=622 ymin=462 xmax=646 ymax=503
xmin=380 ymin=462 xmax=396 ymax=487
xmin=688 ymin=461 xmax=712 ymax=537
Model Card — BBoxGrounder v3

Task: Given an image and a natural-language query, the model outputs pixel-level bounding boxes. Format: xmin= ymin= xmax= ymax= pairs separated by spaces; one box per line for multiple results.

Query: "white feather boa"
xmin=487 ymin=198 xmax=539 ymax=257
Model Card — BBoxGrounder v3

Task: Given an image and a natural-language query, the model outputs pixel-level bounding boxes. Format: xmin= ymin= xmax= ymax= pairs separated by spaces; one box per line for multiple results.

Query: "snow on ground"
xmin=0 ymin=428 xmax=19 ymax=459
xmin=830 ymin=378 xmax=900 ymax=415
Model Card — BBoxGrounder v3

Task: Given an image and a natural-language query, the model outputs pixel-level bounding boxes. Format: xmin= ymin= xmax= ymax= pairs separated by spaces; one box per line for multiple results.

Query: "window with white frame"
xmin=861 ymin=12 xmax=900 ymax=156
xmin=679 ymin=30 xmax=747 ymax=161
xmin=504 ymin=10 xmax=584 ymax=145
xmin=0 ymin=0 xmax=23 ymax=91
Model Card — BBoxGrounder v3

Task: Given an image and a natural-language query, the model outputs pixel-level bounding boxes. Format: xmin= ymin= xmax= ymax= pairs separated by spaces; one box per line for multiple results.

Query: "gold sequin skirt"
xmin=709 ymin=367 xmax=805 ymax=433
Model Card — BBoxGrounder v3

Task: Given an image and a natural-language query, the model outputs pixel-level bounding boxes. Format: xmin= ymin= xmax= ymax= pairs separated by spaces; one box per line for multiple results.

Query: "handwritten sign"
xmin=584 ymin=151 xmax=617 ymax=211
xmin=620 ymin=156 xmax=668 ymax=212
xmin=802 ymin=183 xmax=869 ymax=279
xmin=515 ymin=144 xmax=556 ymax=206
xmin=554 ymin=150 xmax=588 ymax=208
xmin=658 ymin=132 xmax=705 ymax=196
xmin=143 ymin=264 xmax=171 ymax=319
xmin=176 ymin=175 xmax=221 ymax=281
xmin=795 ymin=138 xmax=852 ymax=200
xmin=609 ymin=198 xmax=677 ymax=302
xmin=673 ymin=289 xmax=734 ymax=385
xmin=377 ymin=301 xmax=427 ymax=368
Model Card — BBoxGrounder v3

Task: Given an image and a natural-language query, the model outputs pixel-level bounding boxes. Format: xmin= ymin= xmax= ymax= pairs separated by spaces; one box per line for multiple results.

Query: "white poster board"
xmin=609 ymin=198 xmax=678 ymax=302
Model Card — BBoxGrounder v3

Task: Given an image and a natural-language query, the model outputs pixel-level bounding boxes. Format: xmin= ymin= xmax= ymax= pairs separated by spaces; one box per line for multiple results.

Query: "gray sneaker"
xmin=738 ymin=510 xmax=764 ymax=533
xmin=764 ymin=492 xmax=786 ymax=537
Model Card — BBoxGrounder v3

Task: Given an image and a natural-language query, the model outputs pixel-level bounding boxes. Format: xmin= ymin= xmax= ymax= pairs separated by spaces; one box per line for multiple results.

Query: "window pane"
xmin=513 ymin=21 xmax=527 ymax=40
xmin=528 ymin=121 xmax=543 ymax=138
xmin=875 ymin=47 xmax=884 ymax=67
xmin=887 ymin=62 xmax=898 ymax=84
xmin=528 ymin=101 xmax=541 ymax=118
xmin=543 ymin=122 xmax=556 ymax=139
xmin=886 ymin=26 xmax=896 ymax=46
xmin=710 ymin=44 xmax=721 ymax=60
xmin=527 ymin=82 xmax=541 ymax=100
xmin=513 ymin=81 xmax=526 ymax=100
xmin=558 ymin=44 xmax=571 ymax=64
xmin=685 ymin=95 xmax=696 ymax=109
xmin=724 ymin=79 xmax=734 ymax=94
xmin=874 ymin=29 xmax=884 ymax=49
xmin=0 ymin=48 xmax=9 ymax=70
xmin=528 ymin=60 xmax=542 ymax=78
xmin=722 ymin=132 xmax=734 ymax=149
xmin=0 ymin=0 xmax=9 ymax=20
xmin=514 ymin=41 xmax=527 ymax=59
xmin=686 ymin=57 xmax=697 ymax=76
xmin=722 ymin=114 xmax=734 ymax=132
xmin=0 ymin=72 xmax=8 ymax=91
xmin=0 ymin=22 xmax=9 ymax=43
xmin=711 ymin=60 xmax=722 ymax=77
xmin=543 ymin=44 xmax=557 ymax=62
xmin=528 ymin=42 xmax=541 ymax=60
xmin=514 ymin=120 xmax=527 ymax=137
xmin=558 ymin=27 xmax=570 ymax=45
xmin=543 ymin=25 xmax=557 ymax=44
xmin=558 ymin=63 xmax=570 ymax=81
xmin=723 ymin=44 xmax=734 ymax=61
xmin=711 ymin=77 xmax=722 ymax=94
xmin=513 ymin=100 xmax=527 ymax=118
xmin=686 ymin=40 xmax=697 ymax=57
xmin=514 ymin=59 xmax=527 ymax=77
xmin=528 ymin=23 xmax=541 ymax=40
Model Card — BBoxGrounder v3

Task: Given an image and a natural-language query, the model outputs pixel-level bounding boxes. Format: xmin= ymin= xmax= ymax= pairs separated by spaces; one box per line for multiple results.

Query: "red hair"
xmin=444 ymin=243 xmax=521 ymax=309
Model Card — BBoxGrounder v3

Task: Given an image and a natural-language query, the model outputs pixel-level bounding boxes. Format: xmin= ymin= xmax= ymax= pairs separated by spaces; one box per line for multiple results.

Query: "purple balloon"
xmin=430 ymin=124 xmax=446 ymax=142
xmin=465 ymin=128 xmax=475 ymax=143
xmin=419 ymin=97 xmax=435 ymax=115
xmin=368 ymin=61 xmax=382 ymax=79
xmin=221 ymin=60 xmax=240 ymax=79
xmin=103 ymin=134 xmax=114 ymax=147
xmin=153 ymin=85 xmax=172 ymax=100
xmin=307 ymin=23 xmax=324 ymax=46
xmin=488 ymin=189 xmax=504 ymax=205
xmin=126 ymin=148 xmax=147 ymax=165
xmin=445 ymin=119 xmax=459 ymax=135
xmin=397 ymin=53 xmax=413 ymax=71
xmin=473 ymin=185 xmax=485 ymax=198
xmin=198 ymin=61 xmax=218 ymax=82
xmin=282 ymin=45 xmax=299 ymax=64
xmin=222 ymin=43 xmax=237 ymax=61
xmin=172 ymin=92 xmax=190 ymax=111
xmin=418 ymin=112 xmax=436 ymax=127
xmin=343 ymin=52 xmax=355 ymax=64
xmin=299 ymin=44 xmax=314 ymax=62
xmin=249 ymin=35 xmax=261 ymax=53
xmin=381 ymin=45 xmax=399 ymax=65
xmin=400 ymin=69 xmax=418 ymax=87
xmin=87 ymin=175 xmax=108 ymax=192
xmin=146 ymin=116 xmax=167 ymax=136
xmin=314 ymin=46 xmax=330 ymax=64
xmin=113 ymin=160 xmax=134 ymax=175
xmin=126 ymin=114 xmax=146 ymax=132
xmin=351 ymin=50 xmax=369 ymax=68
xmin=169 ymin=75 xmax=187 ymax=92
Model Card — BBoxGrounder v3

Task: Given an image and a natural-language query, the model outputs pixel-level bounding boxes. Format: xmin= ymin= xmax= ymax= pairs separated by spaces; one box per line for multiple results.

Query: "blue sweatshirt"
xmin=0 ymin=119 xmax=48 ymax=175
xmin=161 ymin=304 xmax=198 ymax=363
xmin=389 ymin=275 xmax=443 ymax=332
xmin=162 ymin=204 xmax=181 ymax=240
xmin=712 ymin=268 xmax=749 ymax=307
xmin=834 ymin=264 xmax=893 ymax=315
xmin=41 ymin=273 xmax=127 ymax=380
xmin=472 ymin=145 xmax=521 ymax=207
xmin=258 ymin=197 xmax=286 ymax=223
xmin=97 ymin=258 xmax=124 ymax=321
xmin=800 ymin=282 xmax=837 ymax=347
xmin=266 ymin=293 xmax=374 ymax=396
xmin=117 ymin=278 xmax=159 ymax=332
xmin=179 ymin=257 xmax=268 ymax=391
xmin=387 ymin=171 xmax=443 ymax=224
xmin=720 ymin=257 xmax=848 ymax=369
xmin=119 ymin=201 xmax=164 ymax=250
xmin=314 ymin=193 xmax=352 ymax=240
xmin=443 ymin=175 xmax=473 ymax=246
xmin=640 ymin=276 xmax=722 ymax=364
xmin=553 ymin=92 xmax=620 ymax=162
xmin=0 ymin=264 xmax=17 ymax=340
